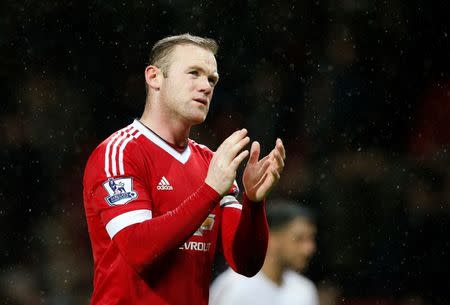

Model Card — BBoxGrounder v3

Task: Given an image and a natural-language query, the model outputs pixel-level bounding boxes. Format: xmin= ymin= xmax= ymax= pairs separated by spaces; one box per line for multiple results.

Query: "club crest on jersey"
xmin=194 ymin=214 xmax=215 ymax=236
xmin=103 ymin=177 xmax=138 ymax=206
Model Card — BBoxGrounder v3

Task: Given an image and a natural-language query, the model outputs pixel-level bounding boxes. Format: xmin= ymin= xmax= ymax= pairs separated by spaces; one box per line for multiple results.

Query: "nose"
xmin=198 ymin=76 xmax=213 ymax=95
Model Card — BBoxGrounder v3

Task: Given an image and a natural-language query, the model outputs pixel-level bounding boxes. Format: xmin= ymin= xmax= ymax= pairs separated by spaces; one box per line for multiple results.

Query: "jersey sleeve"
xmin=84 ymin=136 xmax=152 ymax=239
xmin=196 ymin=142 xmax=268 ymax=275
xmin=219 ymin=180 xmax=242 ymax=209
xmin=220 ymin=194 xmax=269 ymax=277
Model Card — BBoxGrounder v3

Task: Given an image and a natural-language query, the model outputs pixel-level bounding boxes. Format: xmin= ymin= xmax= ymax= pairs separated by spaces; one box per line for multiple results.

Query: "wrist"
xmin=204 ymin=179 xmax=226 ymax=197
xmin=201 ymin=182 xmax=222 ymax=203
xmin=243 ymin=192 xmax=264 ymax=205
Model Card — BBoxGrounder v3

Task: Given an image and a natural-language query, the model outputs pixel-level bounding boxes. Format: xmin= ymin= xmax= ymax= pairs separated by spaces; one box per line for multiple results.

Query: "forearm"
xmin=221 ymin=193 xmax=269 ymax=276
xmin=113 ymin=183 xmax=220 ymax=274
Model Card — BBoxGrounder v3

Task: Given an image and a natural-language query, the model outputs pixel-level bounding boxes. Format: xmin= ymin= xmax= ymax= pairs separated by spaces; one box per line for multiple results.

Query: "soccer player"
xmin=83 ymin=34 xmax=286 ymax=305
xmin=210 ymin=200 xmax=318 ymax=305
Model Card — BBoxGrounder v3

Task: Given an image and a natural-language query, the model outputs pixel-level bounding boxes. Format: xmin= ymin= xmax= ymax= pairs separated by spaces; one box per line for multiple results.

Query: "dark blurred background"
xmin=1 ymin=0 xmax=449 ymax=304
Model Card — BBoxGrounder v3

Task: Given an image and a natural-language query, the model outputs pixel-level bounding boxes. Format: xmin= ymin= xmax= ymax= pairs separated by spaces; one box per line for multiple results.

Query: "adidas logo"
xmin=157 ymin=176 xmax=173 ymax=191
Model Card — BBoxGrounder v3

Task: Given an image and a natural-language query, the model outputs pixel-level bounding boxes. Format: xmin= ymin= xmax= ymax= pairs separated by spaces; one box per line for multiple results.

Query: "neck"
xmin=261 ymin=255 xmax=284 ymax=286
xmin=140 ymin=99 xmax=191 ymax=147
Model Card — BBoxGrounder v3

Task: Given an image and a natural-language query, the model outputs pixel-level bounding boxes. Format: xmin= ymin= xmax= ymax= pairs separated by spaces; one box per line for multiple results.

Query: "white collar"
xmin=132 ymin=119 xmax=191 ymax=164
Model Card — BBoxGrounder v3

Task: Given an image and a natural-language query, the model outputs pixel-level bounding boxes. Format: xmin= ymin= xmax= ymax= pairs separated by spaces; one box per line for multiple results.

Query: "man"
xmin=83 ymin=33 xmax=286 ymax=305
xmin=210 ymin=200 xmax=318 ymax=305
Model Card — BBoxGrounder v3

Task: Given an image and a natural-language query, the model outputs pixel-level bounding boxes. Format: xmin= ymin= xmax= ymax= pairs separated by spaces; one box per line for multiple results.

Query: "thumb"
xmin=247 ymin=141 xmax=260 ymax=165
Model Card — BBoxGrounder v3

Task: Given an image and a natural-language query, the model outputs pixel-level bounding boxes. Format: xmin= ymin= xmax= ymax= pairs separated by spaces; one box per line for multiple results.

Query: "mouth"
xmin=192 ymin=98 xmax=208 ymax=105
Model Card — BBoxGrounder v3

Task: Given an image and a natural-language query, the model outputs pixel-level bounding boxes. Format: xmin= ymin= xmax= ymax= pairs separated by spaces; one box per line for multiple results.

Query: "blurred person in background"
xmin=210 ymin=200 xmax=318 ymax=305
xmin=0 ymin=267 xmax=41 ymax=305
xmin=316 ymin=279 xmax=342 ymax=305
xmin=83 ymin=33 xmax=286 ymax=305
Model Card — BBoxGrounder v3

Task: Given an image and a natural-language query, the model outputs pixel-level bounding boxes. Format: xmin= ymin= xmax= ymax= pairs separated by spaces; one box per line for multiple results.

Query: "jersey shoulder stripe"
xmin=104 ymin=125 xmax=142 ymax=177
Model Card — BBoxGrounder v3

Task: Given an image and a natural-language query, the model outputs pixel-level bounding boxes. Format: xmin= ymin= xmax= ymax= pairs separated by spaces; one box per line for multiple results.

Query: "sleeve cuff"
xmin=201 ymin=182 xmax=222 ymax=203
xmin=242 ymin=193 xmax=266 ymax=208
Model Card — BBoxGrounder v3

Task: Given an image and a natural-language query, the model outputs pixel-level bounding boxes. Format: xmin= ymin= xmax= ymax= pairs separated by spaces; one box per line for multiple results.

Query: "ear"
xmin=145 ymin=65 xmax=163 ymax=91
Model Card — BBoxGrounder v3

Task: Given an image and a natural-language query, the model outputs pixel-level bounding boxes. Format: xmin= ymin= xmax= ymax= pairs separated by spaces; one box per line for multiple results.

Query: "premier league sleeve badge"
xmin=103 ymin=177 xmax=138 ymax=206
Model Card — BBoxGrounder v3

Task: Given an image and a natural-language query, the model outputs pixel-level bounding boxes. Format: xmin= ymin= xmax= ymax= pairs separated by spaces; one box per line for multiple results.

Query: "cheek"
xmin=283 ymin=245 xmax=301 ymax=264
xmin=285 ymin=241 xmax=305 ymax=257
xmin=161 ymin=80 xmax=174 ymax=97
xmin=189 ymin=80 xmax=199 ymax=92
xmin=280 ymin=241 xmax=297 ymax=256
xmin=167 ymin=76 xmax=188 ymax=92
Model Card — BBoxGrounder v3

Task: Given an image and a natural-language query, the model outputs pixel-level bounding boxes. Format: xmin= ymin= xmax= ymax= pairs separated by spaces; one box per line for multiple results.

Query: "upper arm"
xmin=84 ymin=135 xmax=153 ymax=239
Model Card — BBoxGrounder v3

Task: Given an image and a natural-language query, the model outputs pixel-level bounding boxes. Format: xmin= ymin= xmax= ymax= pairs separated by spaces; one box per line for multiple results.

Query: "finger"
xmin=276 ymin=138 xmax=286 ymax=159
xmin=216 ymin=136 xmax=249 ymax=165
xmin=224 ymin=128 xmax=248 ymax=146
xmin=247 ymin=141 xmax=260 ymax=165
xmin=257 ymin=154 xmax=270 ymax=165
xmin=247 ymin=157 xmax=271 ymax=182
xmin=252 ymin=171 xmax=270 ymax=192
xmin=271 ymin=166 xmax=281 ymax=181
xmin=258 ymin=158 xmax=272 ymax=176
xmin=272 ymin=149 xmax=285 ymax=170
xmin=216 ymin=128 xmax=248 ymax=155
xmin=253 ymin=171 xmax=276 ymax=199
xmin=230 ymin=150 xmax=249 ymax=170
xmin=228 ymin=136 xmax=250 ymax=159
xmin=259 ymin=167 xmax=279 ymax=190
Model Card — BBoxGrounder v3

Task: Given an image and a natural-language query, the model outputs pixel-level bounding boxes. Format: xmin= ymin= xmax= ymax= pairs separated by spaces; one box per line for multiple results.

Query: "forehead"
xmin=169 ymin=44 xmax=217 ymax=72
xmin=284 ymin=218 xmax=316 ymax=235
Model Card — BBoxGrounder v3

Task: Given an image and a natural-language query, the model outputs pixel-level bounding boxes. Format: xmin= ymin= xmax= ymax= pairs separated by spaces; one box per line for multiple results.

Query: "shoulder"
xmin=212 ymin=269 xmax=269 ymax=293
xmin=84 ymin=124 xmax=144 ymax=179
xmin=189 ymin=139 xmax=214 ymax=159
xmin=284 ymin=271 xmax=317 ymax=293
xmin=210 ymin=269 xmax=265 ymax=305
xmin=211 ymin=268 xmax=245 ymax=291
xmin=90 ymin=123 xmax=141 ymax=153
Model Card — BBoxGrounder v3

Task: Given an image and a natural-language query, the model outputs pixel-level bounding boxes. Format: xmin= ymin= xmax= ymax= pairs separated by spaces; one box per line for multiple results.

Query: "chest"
xmin=145 ymin=150 xmax=209 ymax=213
xmin=143 ymin=146 xmax=221 ymax=252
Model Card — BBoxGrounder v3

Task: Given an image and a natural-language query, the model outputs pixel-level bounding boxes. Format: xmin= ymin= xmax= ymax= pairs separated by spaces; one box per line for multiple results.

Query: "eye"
xmin=189 ymin=70 xmax=199 ymax=76
xmin=208 ymin=77 xmax=218 ymax=87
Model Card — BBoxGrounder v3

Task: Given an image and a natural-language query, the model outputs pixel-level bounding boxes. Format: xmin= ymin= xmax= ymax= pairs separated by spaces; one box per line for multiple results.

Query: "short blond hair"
xmin=148 ymin=33 xmax=218 ymax=77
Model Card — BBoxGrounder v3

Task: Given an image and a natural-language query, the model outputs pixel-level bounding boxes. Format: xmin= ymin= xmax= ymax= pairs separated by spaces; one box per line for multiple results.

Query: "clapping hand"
xmin=242 ymin=139 xmax=286 ymax=202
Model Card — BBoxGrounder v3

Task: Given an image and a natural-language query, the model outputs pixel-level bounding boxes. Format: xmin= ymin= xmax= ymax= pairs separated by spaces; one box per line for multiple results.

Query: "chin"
xmin=187 ymin=116 xmax=206 ymax=126
xmin=188 ymin=112 xmax=208 ymax=125
xmin=291 ymin=261 xmax=308 ymax=273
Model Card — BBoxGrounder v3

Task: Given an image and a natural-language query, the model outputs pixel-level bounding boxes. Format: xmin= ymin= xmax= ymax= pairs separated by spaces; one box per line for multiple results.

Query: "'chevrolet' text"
xmin=179 ymin=241 xmax=211 ymax=252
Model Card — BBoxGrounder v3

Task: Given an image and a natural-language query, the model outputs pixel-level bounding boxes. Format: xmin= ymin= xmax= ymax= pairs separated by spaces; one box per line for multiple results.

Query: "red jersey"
xmin=83 ymin=119 xmax=268 ymax=305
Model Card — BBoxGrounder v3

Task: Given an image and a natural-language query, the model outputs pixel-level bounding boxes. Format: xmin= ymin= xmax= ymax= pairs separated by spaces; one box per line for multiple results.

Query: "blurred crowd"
xmin=1 ymin=0 xmax=449 ymax=304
